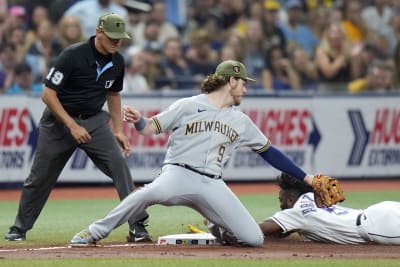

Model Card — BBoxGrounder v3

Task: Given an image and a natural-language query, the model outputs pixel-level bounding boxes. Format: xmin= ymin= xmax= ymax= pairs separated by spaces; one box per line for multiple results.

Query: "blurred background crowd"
xmin=1 ymin=0 xmax=400 ymax=96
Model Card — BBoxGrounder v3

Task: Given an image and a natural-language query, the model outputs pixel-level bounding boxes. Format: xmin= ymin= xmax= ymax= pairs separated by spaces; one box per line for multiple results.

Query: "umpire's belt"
xmin=169 ymin=163 xmax=221 ymax=180
xmin=69 ymin=112 xmax=98 ymax=120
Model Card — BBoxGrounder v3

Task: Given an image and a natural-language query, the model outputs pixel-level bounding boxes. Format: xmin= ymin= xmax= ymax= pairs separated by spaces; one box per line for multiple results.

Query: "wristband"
xmin=134 ymin=117 xmax=146 ymax=131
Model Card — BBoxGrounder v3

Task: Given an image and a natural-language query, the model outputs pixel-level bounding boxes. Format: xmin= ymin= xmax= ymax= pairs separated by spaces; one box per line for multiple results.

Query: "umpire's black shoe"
xmin=127 ymin=221 xmax=152 ymax=243
xmin=5 ymin=227 xmax=26 ymax=241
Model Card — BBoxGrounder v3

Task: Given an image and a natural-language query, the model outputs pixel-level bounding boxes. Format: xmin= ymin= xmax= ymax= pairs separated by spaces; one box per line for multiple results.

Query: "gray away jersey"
xmin=152 ymin=94 xmax=270 ymax=176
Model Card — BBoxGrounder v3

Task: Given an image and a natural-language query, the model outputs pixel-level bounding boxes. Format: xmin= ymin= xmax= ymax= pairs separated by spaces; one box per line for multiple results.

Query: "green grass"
xmin=1 ymin=190 xmax=400 ymax=266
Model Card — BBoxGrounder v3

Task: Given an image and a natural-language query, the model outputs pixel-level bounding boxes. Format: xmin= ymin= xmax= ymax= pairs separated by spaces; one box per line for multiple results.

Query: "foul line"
xmin=0 ymin=243 xmax=155 ymax=253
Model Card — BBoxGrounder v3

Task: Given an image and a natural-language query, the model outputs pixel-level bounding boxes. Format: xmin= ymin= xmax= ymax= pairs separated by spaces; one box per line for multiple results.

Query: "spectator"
xmin=391 ymin=0 xmax=400 ymax=13
xmin=123 ymin=3 xmax=150 ymax=37
xmin=25 ymin=19 xmax=62 ymax=83
xmin=329 ymin=6 xmax=343 ymax=24
xmin=348 ymin=61 xmax=394 ymax=93
xmin=226 ymin=0 xmax=249 ymax=37
xmin=4 ymin=61 xmax=43 ymax=95
xmin=352 ymin=43 xmax=379 ymax=79
xmin=122 ymin=46 xmax=151 ymax=94
xmin=7 ymin=5 xmax=27 ymax=30
xmin=8 ymin=26 xmax=26 ymax=63
xmin=209 ymin=0 xmax=243 ymax=38
xmin=389 ymin=13 xmax=400 ymax=42
xmin=361 ymin=0 xmax=393 ymax=34
xmin=368 ymin=30 xmax=394 ymax=60
xmin=143 ymin=43 xmax=163 ymax=90
xmin=185 ymin=29 xmax=218 ymax=79
xmin=219 ymin=44 xmax=240 ymax=62
xmin=187 ymin=0 xmax=221 ymax=49
xmin=25 ymin=5 xmax=49 ymax=53
xmin=65 ymin=0 xmax=129 ymax=37
xmin=383 ymin=61 xmax=395 ymax=90
xmin=289 ymin=47 xmax=319 ymax=91
xmin=190 ymin=0 xmax=217 ymax=28
xmin=362 ymin=1 xmax=395 ymax=56
xmin=133 ymin=1 xmax=179 ymax=47
xmin=155 ymin=37 xmax=192 ymax=90
xmin=314 ymin=23 xmax=355 ymax=92
xmin=261 ymin=0 xmax=287 ymax=52
xmin=248 ymin=0 xmax=264 ymax=21
xmin=261 ymin=45 xmax=300 ymax=91
xmin=224 ymin=32 xmax=246 ymax=62
xmin=309 ymin=6 xmax=331 ymax=42
xmin=47 ymin=0 xmax=82 ymax=23
xmin=278 ymin=0 xmax=319 ymax=57
xmin=0 ymin=5 xmax=27 ymax=43
xmin=134 ymin=19 xmax=163 ymax=51
xmin=392 ymin=42 xmax=400 ymax=89
xmin=0 ymin=43 xmax=17 ymax=93
xmin=243 ymin=18 xmax=265 ymax=90
xmin=341 ymin=1 xmax=368 ymax=45
xmin=57 ymin=15 xmax=86 ymax=49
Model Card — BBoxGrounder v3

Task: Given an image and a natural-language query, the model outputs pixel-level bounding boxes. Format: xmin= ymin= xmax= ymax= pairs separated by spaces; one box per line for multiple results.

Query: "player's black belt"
xmin=169 ymin=163 xmax=222 ymax=180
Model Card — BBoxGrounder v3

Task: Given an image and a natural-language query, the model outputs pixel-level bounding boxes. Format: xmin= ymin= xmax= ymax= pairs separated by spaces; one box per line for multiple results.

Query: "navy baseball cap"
xmin=97 ymin=13 xmax=131 ymax=39
xmin=215 ymin=60 xmax=256 ymax=82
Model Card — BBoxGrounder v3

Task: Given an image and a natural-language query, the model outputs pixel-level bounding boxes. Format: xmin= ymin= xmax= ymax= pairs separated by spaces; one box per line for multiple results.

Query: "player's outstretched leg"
xmin=70 ymin=229 xmax=97 ymax=247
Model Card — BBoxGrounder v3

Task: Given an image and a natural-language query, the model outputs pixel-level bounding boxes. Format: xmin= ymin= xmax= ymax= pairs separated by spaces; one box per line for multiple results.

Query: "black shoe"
xmin=5 ymin=227 xmax=26 ymax=241
xmin=127 ymin=221 xmax=152 ymax=243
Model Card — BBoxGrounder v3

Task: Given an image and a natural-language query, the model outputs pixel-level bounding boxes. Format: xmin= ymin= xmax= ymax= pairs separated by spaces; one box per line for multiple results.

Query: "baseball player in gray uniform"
xmin=70 ymin=60 xmax=316 ymax=247
xmin=260 ymin=173 xmax=400 ymax=245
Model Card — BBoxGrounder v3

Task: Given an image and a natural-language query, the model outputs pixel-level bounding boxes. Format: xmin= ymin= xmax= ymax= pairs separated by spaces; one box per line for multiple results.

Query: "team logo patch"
xmin=232 ymin=66 xmax=240 ymax=74
xmin=105 ymin=80 xmax=115 ymax=88
xmin=115 ymin=22 xmax=121 ymax=28
xmin=99 ymin=20 xmax=105 ymax=28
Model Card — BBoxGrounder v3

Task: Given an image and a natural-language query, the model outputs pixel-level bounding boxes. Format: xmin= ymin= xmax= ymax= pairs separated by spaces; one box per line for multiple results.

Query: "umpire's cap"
xmin=97 ymin=13 xmax=131 ymax=39
xmin=215 ymin=60 xmax=256 ymax=82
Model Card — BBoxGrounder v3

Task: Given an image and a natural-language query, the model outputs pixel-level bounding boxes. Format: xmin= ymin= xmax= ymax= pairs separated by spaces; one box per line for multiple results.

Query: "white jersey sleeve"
xmin=269 ymin=192 xmax=366 ymax=244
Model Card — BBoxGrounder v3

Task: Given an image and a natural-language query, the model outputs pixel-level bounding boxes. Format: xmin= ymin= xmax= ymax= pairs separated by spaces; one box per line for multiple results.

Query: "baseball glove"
xmin=312 ymin=174 xmax=346 ymax=208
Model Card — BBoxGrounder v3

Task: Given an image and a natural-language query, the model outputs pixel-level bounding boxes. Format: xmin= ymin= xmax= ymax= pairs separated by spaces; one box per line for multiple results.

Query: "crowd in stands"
xmin=0 ymin=0 xmax=400 ymax=96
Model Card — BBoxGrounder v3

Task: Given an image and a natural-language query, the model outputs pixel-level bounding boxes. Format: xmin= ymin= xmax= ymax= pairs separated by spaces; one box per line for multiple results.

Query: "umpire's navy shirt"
xmin=43 ymin=36 xmax=124 ymax=116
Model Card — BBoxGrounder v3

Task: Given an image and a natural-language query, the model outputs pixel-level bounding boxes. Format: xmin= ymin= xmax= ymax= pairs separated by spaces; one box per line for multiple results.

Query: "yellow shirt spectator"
xmin=342 ymin=20 xmax=366 ymax=43
xmin=348 ymin=78 xmax=366 ymax=93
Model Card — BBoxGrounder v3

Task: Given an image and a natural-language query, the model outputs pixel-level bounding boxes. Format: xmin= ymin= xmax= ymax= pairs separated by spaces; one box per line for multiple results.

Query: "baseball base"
xmin=157 ymin=233 xmax=218 ymax=245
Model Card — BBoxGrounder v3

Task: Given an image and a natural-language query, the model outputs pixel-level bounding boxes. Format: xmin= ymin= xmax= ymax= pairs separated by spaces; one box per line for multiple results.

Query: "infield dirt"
xmin=1 ymin=179 xmax=399 ymax=259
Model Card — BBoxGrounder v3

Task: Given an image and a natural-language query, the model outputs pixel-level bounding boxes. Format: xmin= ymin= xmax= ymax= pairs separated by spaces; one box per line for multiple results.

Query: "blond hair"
xmin=320 ymin=23 xmax=350 ymax=56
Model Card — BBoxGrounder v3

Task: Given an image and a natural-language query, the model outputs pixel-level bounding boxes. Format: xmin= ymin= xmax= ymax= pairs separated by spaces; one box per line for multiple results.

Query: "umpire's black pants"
xmin=12 ymin=108 xmax=148 ymax=233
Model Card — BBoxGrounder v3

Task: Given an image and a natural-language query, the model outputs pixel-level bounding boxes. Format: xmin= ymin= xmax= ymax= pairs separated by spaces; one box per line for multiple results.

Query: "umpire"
xmin=5 ymin=13 xmax=151 ymax=242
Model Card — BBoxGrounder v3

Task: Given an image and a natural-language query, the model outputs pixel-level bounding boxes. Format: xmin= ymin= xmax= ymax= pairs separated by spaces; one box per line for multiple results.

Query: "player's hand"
xmin=114 ymin=131 xmax=131 ymax=156
xmin=123 ymin=105 xmax=142 ymax=123
xmin=70 ymin=124 xmax=91 ymax=144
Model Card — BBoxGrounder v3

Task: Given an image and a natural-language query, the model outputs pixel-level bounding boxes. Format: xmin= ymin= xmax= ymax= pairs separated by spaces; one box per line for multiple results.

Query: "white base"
xmin=157 ymin=233 xmax=218 ymax=245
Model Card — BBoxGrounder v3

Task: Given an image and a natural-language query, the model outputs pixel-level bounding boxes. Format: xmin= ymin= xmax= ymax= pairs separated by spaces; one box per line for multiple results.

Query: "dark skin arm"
xmin=260 ymin=219 xmax=296 ymax=239
xmin=259 ymin=219 xmax=283 ymax=236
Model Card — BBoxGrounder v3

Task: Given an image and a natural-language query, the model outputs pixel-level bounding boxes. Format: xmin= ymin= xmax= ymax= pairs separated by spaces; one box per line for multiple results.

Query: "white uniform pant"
xmin=358 ymin=201 xmax=400 ymax=244
xmin=88 ymin=164 xmax=264 ymax=247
